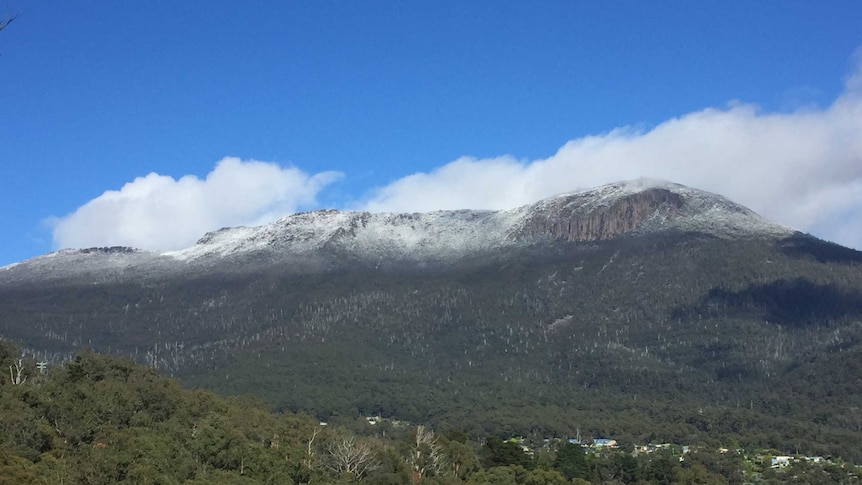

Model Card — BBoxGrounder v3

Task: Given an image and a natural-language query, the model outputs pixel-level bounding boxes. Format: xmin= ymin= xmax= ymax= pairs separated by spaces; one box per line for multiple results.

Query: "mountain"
xmin=4 ymin=179 xmax=862 ymax=459
xmin=0 ymin=179 xmax=790 ymax=282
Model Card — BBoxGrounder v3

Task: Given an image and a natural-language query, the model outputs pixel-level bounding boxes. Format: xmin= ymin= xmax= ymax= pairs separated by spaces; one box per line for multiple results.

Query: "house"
xmin=771 ymin=456 xmax=792 ymax=468
xmin=505 ymin=437 xmax=534 ymax=455
xmin=593 ymin=439 xmax=618 ymax=448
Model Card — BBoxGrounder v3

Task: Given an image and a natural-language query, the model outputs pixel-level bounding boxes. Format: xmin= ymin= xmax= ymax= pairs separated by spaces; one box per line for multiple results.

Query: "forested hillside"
xmin=3 ymin=343 xmax=857 ymax=484
xmin=5 ymin=232 xmax=862 ymax=463
xmin=4 ymin=182 xmax=862 ymax=469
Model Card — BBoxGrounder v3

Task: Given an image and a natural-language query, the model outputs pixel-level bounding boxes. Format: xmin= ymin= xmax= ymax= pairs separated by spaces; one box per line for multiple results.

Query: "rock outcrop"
xmin=525 ymin=188 xmax=684 ymax=241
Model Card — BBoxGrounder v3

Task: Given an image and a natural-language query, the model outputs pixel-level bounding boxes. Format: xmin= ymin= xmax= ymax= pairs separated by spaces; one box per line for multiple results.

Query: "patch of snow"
xmin=166 ymin=208 xmax=529 ymax=262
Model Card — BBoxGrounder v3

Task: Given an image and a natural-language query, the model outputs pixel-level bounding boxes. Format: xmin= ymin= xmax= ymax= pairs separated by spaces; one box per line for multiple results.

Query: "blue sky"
xmin=2 ymin=1 xmax=862 ymax=266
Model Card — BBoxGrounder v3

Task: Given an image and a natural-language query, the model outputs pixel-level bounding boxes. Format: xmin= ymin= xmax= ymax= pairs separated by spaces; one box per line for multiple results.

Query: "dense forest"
xmin=5 ymin=233 xmax=862 ymax=465
xmin=2 ymin=342 xmax=858 ymax=484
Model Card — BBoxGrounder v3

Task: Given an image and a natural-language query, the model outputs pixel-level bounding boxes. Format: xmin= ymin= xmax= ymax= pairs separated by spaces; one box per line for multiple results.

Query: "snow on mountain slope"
xmin=0 ymin=180 xmax=796 ymax=282
xmin=0 ymin=246 xmax=172 ymax=284
xmin=165 ymin=207 xmax=529 ymax=262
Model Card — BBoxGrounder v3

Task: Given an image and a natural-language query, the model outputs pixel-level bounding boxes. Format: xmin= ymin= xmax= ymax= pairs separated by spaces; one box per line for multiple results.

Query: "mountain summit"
xmin=0 ymin=180 xmax=793 ymax=284
xmin=171 ymin=178 xmax=790 ymax=261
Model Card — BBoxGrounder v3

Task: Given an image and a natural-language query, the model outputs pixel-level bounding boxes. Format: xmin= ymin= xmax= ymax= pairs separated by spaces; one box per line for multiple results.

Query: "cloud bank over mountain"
xmin=362 ymin=55 xmax=862 ymax=250
xmin=50 ymin=55 xmax=862 ymax=252
xmin=50 ymin=158 xmax=341 ymax=251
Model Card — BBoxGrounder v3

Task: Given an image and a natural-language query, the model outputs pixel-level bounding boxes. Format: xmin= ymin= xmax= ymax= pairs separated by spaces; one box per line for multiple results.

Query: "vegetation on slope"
xmin=3 ymin=342 xmax=858 ymax=484
xmin=3 ymin=233 xmax=862 ymax=463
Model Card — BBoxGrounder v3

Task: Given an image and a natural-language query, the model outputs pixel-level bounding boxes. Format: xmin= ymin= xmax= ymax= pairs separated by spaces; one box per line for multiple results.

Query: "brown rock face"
xmin=525 ymin=188 xmax=685 ymax=242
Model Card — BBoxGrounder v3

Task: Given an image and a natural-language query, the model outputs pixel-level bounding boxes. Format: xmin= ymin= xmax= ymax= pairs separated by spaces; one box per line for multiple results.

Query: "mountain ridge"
xmin=172 ymin=178 xmax=792 ymax=260
xmin=0 ymin=179 xmax=794 ymax=284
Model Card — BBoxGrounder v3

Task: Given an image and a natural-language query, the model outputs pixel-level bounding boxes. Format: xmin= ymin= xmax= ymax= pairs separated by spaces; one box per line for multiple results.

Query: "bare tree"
xmin=0 ymin=10 xmax=18 ymax=57
xmin=303 ymin=426 xmax=320 ymax=469
xmin=0 ymin=11 xmax=17 ymax=33
xmin=9 ymin=358 xmax=26 ymax=385
xmin=406 ymin=426 xmax=447 ymax=483
xmin=321 ymin=434 xmax=380 ymax=480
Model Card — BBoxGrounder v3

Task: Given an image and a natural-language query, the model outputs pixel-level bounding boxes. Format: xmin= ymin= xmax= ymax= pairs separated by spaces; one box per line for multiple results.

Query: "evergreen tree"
xmin=552 ymin=442 xmax=588 ymax=480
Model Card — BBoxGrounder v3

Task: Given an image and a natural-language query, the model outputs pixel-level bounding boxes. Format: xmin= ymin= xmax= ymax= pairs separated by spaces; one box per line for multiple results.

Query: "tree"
xmin=320 ymin=433 xmax=380 ymax=480
xmin=480 ymin=437 xmax=533 ymax=470
xmin=0 ymin=448 xmax=39 ymax=485
xmin=7 ymin=358 xmax=26 ymax=385
xmin=466 ymin=465 xmax=524 ymax=485
xmin=441 ymin=438 xmax=479 ymax=480
xmin=552 ymin=442 xmax=588 ymax=480
xmin=0 ymin=9 xmax=18 ymax=58
xmin=0 ymin=11 xmax=17 ymax=33
xmin=405 ymin=426 xmax=446 ymax=483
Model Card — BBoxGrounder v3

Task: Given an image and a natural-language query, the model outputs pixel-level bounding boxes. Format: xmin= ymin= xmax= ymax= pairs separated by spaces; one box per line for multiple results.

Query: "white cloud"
xmin=361 ymin=55 xmax=862 ymax=250
xmin=49 ymin=52 xmax=862 ymax=253
xmin=51 ymin=157 xmax=341 ymax=251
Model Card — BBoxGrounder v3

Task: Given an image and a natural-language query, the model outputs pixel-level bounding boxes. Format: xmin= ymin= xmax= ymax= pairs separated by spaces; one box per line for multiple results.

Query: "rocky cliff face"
xmin=524 ymin=187 xmax=685 ymax=242
xmin=515 ymin=179 xmax=790 ymax=243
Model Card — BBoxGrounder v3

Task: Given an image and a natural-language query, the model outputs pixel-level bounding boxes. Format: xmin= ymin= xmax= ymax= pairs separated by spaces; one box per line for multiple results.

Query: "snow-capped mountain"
xmin=0 ymin=179 xmax=794 ymax=284
xmin=4 ymin=179 xmax=862 ymax=453
xmin=171 ymin=179 xmax=791 ymax=261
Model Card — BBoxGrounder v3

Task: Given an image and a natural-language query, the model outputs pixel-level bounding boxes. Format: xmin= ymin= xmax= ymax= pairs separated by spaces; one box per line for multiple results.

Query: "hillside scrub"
xmin=1 ymin=343 xmax=860 ymax=484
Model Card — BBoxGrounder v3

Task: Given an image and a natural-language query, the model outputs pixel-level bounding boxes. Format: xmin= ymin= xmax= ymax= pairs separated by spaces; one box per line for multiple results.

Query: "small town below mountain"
xmin=1 ymin=347 xmax=860 ymax=484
